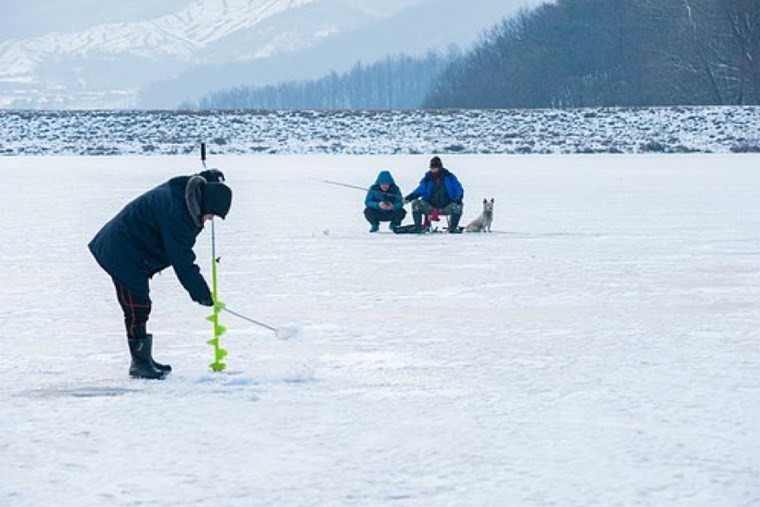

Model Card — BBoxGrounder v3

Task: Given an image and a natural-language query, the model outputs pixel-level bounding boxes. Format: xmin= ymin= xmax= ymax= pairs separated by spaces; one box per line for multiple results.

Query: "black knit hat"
xmin=202 ymin=182 xmax=232 ymax=219
xmin=429 ymin=156 xmax=443 ymax=169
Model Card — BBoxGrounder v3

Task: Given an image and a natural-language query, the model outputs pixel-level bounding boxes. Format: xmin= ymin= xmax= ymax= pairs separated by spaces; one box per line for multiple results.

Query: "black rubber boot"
xmin=145 ymin=334 xmax=172 ymax=373
xmin=448 ymin=213 xmax=462 ymax=233
xmin=128 ymin=337 xmax=166 ymax=380
xmin=411 ymin=211 xmax=428 ymax=233
xmin=413 ymin=211 xmax=422 ymax=228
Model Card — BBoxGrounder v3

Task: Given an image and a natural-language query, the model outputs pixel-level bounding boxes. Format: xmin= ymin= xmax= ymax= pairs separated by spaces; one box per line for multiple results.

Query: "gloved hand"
xmin=199 ymin=298 xmax=214 ymax=307
xmin=199 ymin=168 xmax=225 ymax=183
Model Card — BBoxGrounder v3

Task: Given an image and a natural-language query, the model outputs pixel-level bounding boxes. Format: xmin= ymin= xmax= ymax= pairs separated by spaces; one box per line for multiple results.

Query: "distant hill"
xmin=0 ymin=0 xmax=545 ymax=109
xmin=424 ymin=0 xmax=760 ymax=108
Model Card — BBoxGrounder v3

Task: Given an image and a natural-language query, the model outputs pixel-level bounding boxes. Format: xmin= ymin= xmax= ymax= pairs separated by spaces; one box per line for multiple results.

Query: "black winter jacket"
xmin=88 ymin=175 xmax=211 ymax=303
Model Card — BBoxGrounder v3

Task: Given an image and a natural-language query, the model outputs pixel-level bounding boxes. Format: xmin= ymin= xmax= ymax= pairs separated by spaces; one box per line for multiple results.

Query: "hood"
xmin=185 ymin=175 xmax=206 ymax=228
xmin=375 ymin=170 xmax=395 ymax=186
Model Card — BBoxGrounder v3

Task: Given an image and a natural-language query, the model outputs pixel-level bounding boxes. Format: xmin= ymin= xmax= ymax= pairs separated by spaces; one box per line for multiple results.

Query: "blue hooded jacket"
xmin=88 ymin=175 xmax=212 ymax=303
xmin=365 ymin=171 xmax=403 ymax=210
xmin=406 ymin=167 xmax=464 ymax=205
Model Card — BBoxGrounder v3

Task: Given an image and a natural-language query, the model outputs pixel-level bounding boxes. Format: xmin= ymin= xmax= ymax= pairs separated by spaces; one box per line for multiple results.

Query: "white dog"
xmin=464 ymin=198 xmax=494 ymax=232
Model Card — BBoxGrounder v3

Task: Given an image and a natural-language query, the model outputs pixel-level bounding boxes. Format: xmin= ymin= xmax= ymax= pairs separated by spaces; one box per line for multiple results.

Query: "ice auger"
xmin=200 ymin=141 xmax=227 ymax=372
xmin=206 ymin=233 xmax=227 ymax=372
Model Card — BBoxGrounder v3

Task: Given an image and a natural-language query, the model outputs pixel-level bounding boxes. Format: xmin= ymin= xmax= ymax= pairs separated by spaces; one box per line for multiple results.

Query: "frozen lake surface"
xmin=0 ymin=154 xmax=758 ymax=506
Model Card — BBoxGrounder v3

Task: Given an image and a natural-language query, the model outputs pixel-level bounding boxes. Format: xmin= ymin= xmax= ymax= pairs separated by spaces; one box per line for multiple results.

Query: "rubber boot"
xmin=448 ymin=213 xmax=462 ymax=233
xmin=369 ymin=222 xmax=379 ymax=233
xmin=413 ymin=211 xmax=422 ymax=228
xmin=145 ymin=334 xmax=172 ymax=373
xmin=128 ymin=337 xmax=166 ymax=379
xmin=412 ymin=211 xmax=427 ymax=233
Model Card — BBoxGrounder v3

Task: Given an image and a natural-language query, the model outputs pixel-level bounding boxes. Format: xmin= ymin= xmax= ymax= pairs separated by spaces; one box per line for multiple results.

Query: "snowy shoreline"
xmin=2 ymin=106 xmax=760 ymax=156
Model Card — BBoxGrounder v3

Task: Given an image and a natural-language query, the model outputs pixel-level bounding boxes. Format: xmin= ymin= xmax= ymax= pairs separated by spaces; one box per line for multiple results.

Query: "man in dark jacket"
xmin=404 ymin=156 xmax=464 ymax=233
xmin=364 ymin=170 xmax=406 ymax=232
xmin=89 ymin=170 xmax=232 ymax=379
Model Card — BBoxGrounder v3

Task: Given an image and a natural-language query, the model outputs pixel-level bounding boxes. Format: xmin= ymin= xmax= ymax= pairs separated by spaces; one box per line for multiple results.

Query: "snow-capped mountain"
xmin=0 ymin=0 xmax=360 ymax=108
xmin=1 ymin=1 xmax=284 ymax=75
xmin=0 ymin=0 xmax=544 ymax=109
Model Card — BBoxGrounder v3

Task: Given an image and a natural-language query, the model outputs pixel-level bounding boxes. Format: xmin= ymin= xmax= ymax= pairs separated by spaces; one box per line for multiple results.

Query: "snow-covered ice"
xmin=1 ymin=154 xmax=758 ymax=506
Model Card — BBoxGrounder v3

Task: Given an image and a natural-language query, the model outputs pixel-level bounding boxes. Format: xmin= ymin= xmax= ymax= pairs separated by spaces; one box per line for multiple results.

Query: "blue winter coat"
xmin=365 ymin=171 xmax=403 ymax=210
xmin=407 ymin=168 xmax=464 ymax=204
xmin=88 ymin=175 xmax=211 ymax=303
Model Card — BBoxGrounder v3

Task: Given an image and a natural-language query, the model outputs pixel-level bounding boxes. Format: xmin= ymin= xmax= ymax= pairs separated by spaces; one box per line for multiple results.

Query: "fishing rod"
xmin=321 ymin=179 xmax=370 ymax=192
xmin=318 ymin=178 xmax=402 ymax=198
xmin=222 ymin=307 xmax=299 ymax=340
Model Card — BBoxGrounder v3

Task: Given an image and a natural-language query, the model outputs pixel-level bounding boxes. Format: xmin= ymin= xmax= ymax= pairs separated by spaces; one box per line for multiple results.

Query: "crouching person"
xmin=88 ymin=170 xmax=232 ymax=379
xmin=364 ymin=170 xmax=406 ymax=232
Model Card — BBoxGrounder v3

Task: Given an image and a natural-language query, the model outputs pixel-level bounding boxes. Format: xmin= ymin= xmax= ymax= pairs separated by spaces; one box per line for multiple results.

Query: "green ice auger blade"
xmin=207 ymin=226 xmax=228 ymax=372
xmin=209 ymin=361 xmax=227 ymax=372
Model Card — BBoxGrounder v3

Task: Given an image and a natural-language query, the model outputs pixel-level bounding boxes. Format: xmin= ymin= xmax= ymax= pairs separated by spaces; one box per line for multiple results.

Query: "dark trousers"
xmin=114 ymin=281 xmax=152 ymax=340
xmin=411 ymin=201 xmax=463 ymax=228
xmin=364 ymin=207 xmax=406 ymax=225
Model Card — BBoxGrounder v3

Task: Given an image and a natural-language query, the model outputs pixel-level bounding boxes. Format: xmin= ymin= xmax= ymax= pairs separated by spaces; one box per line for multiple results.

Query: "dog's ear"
xmin=490 ymin=198 xmax=495 ymax=203
xmin=483 ymin=198 xmax=487 ymax=204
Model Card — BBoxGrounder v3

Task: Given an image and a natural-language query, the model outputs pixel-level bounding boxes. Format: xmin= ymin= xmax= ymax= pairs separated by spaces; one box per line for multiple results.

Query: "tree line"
xmin=425 ymin=0 xmax=760 ymax=107
xmin=193 ymin=51 xmax=456 ymax=110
